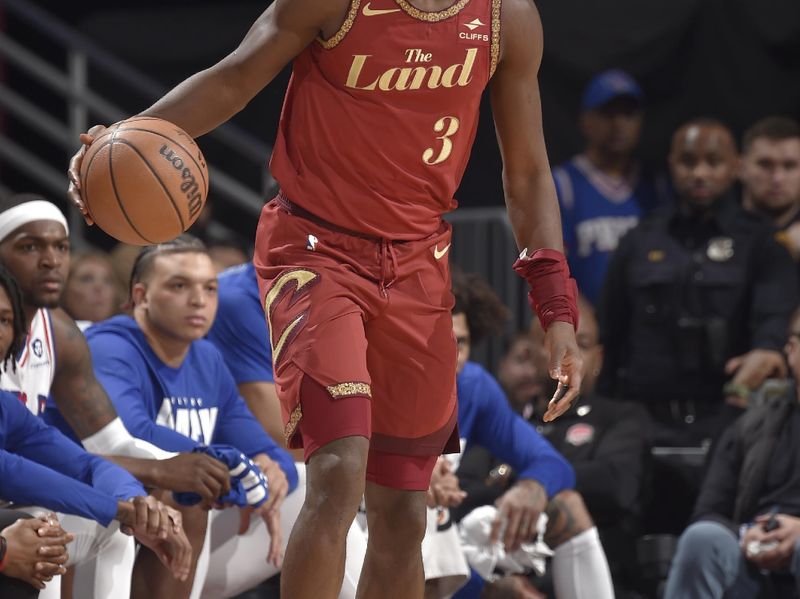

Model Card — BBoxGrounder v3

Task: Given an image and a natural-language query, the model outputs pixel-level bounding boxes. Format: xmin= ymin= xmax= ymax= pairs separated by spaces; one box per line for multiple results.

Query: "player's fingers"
xmin=144 ymin=498 xmax=162 ymax=538
xmin=35 ymin=560 xmax=67 ymax=577
xmin=166 ymin=507 xmax=183 ymax=535
xmin=490 ymin=504 xmax=509 ymax=545
xmin=503 ymin=506 xmax=524 ymax=551
xmin=725 ymin=355 xmax=745 ymax=375
xmin=37 ymin=544 xmax=69 ymax=559
xmin=133 ymin=497 xmax=148 ymax=532
xmin=265 ymin=511 xmax=283 ymax=567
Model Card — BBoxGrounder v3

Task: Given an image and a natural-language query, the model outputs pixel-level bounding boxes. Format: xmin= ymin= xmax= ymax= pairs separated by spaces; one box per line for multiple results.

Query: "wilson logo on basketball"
xmin=159 ymin=145 xmax=204 ymax=218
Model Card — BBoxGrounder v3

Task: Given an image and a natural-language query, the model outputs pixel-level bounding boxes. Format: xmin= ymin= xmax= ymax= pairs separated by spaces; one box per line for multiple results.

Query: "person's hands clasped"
xmin=426 ymin=457 xmax=466 ymax=508
xmin=117 ymin=496 xmax=191 ymax=581
xmin=542 ymin=321 xmax=583 ymax=422
xmin=2 ymin=513 xmax=74 ymax=590
xmin=67 ymin=124 xmax=109 ymax=225
xmin=492 ymin=479 xmax=548 ymax=552
xmin=745 ymin=514 xmax=800 ymax=571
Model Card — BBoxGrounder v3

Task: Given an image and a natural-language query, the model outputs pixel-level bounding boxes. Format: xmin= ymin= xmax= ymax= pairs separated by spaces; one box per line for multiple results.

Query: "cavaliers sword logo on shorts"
xmin=264 ymin=269 xmax=321 ymax=367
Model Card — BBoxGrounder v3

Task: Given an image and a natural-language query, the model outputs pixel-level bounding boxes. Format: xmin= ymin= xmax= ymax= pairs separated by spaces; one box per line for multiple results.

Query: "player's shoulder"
xmin=84 ymin=315 xmax=144 ymax=354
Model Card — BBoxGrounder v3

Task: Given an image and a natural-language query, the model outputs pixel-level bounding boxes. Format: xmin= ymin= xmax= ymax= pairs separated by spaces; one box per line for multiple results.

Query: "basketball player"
xmin=0 ymin=195 xmax=262 ymax=597
xmin=0 ymin=263 xmax=192 ymax=593
xmin=83 ymin=236 xmax=299 ymax=598
xmin=68 ymin=1 xmax=583 ymax=596
xmin=208 ymin=261 xmax=368 ymax=597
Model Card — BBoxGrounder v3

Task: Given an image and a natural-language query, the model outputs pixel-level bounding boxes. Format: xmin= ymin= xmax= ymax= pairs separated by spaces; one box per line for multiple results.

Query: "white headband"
xmin=0 ymin=201 xmax=70 ymax=243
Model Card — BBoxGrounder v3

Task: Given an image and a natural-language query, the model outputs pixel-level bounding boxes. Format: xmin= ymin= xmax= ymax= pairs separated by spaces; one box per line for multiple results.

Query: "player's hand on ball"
xmin=492 ymin=479 xmax=548 ymax=552
xmin=68 ymin=124 xmax=108 ymax=225
xmin=542 ymin=321 xmax=582 ymax=422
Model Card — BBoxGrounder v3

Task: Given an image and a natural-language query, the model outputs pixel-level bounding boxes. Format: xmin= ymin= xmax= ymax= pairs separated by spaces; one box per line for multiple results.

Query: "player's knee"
xmin=305 ymin=436 xmax=368 ymax=519
xmin=545 ymin=489 xmax=594 ymax=547
xmin=367 ymin=491 xmax=427 ymax=552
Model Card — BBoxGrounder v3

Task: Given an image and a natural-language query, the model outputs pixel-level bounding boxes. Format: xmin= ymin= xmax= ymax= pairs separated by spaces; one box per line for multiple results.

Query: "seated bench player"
xmin=76 ymin=236 xmax=300 ymax=599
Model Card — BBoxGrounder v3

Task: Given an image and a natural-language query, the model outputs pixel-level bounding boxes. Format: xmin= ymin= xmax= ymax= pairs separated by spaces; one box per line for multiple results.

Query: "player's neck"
xmin=584 ymin=148 xmax=633 ymax=178
xmin=134 ymin=311 xmax=190 ymax=368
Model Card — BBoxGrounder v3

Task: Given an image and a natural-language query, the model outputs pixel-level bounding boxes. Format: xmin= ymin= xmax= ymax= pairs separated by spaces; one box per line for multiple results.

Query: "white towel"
xmin=459 ymin=505 xmax=553 ymax=581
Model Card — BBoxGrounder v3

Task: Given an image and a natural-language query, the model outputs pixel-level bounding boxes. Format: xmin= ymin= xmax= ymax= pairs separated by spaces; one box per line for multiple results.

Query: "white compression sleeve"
xmin=551 ymin=527 xmax=615 ymax=599
xmin=81 ymin=417 xmax=176 ymax=460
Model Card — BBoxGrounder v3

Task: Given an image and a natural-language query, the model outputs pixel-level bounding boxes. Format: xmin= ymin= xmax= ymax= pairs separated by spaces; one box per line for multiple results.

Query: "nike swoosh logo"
xmin=362 ymin=3 xmax=402 ymax=16
xmin=433 ymin=244 xmax=451 ymax=260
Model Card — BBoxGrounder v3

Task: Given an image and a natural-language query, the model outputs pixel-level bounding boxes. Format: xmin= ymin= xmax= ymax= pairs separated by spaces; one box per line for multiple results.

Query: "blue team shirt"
xmin=457 ymin=362 xmax=574 ymax=498
xmin=554 ymin=155 xmax=663 ymax=305
xmin=0 ymin=391 xmax=144 ymax=525
xmin=72 ymin=316 xmax=296 ymax=492
xmin=207 ymin=262 xmax=274 ymax=385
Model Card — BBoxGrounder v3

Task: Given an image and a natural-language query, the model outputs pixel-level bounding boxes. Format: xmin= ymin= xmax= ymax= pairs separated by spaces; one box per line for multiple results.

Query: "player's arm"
xmin=49 ymin=309 xmax=120 ymax=439
xmin=490 ymin=0 xmax=581 ymax=421
xmin=138 ymin=0 xmax=351 ymax=137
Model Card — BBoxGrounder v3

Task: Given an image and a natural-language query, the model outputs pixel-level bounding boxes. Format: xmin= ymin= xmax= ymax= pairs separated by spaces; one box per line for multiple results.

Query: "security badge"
xmin=707 ymin=237 xmax=734 ymax=262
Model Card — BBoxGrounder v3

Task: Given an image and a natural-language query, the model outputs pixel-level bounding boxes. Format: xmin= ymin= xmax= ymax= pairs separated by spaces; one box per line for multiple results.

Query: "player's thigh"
xmin=365 ymin=269 xmax=458 ymax=458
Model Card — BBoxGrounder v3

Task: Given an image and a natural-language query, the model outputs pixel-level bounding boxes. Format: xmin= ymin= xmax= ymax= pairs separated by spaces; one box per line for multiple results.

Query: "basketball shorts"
xmin=254 ymin=195 xmax=459 ymax=490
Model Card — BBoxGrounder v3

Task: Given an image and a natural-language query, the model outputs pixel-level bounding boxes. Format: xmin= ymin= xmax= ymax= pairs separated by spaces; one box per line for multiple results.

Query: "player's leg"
xmin=70 ymin=523 xmax=135 ymax=598
xmin=282 ymin=436 xmax=369 ymax=598
xmin=200 ymin=462 xmax=367 ymax=599
xmin=544 ymin=490 xmax=614 ymax=599
xmin=356 ymin=472 xmax=429 ymax=599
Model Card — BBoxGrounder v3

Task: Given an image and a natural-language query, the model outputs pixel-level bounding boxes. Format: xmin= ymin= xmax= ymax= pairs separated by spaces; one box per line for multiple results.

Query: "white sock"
xmin=551 ymin=527 xmax=615 ymax=599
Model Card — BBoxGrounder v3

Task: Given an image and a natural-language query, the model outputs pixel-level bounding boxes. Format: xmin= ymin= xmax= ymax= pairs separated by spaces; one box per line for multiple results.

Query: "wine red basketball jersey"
xmin=270 ymin=0 xmax=501 ymax=240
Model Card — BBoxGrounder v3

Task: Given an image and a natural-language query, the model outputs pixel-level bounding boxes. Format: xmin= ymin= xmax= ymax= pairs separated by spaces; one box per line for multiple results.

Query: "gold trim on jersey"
xmin=327 ymin=382 xmax=372 ymax=398
xmin=393 ymin=0 xmax=471 ymax=22
xmin=489 ymin=0 xmax=501 ymax=78
xmin=284 ymin=405 xmax=303 ymax=444
xmin=317 ymin=0 xmax=362 ymax=49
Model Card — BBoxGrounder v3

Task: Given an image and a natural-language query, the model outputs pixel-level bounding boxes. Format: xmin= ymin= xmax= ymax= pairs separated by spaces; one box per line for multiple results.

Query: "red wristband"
xmin=513 ymin=248 xmax=579 ymax=331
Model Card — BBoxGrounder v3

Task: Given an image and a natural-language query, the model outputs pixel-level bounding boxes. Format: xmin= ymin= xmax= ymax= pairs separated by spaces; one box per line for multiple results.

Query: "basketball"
xmin=79 ymin=116 xmax=209 ymax=245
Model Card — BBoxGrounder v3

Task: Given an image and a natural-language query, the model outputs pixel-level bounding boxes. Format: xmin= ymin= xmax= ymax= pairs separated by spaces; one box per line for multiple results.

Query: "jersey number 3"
xmin=423 ymin=116 xmax=460 ymax=166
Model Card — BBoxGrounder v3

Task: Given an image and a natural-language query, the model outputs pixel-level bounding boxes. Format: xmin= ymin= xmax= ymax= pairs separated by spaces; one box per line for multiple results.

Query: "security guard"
xmin=597 ymin=119 xmax=798 ymax=446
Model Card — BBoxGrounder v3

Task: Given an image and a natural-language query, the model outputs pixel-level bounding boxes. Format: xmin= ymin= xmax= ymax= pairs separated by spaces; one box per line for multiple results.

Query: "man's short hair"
xmin=129 ymin=234 xmax=209 ymax=291
xmin=742 ymin=117 xmax=800 ymax=153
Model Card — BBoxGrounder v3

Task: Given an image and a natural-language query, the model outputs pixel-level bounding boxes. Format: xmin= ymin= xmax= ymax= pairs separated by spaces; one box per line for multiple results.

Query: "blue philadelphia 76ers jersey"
xmin=1 ymin=308 xmax=56 ymax=416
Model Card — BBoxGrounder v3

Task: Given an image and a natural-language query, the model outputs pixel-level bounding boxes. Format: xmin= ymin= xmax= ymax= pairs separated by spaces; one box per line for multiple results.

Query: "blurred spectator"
xmin=740 ymin=116 xmax=800 ymax=263
xmin=554 ymin=69 xmax=665 ymax=306
xmin=598 ymin=118 xmax=798 ymax=446
xmin=457 ymin=297 xmax=652 ymax=595
xmin=664 ymin=306 xmax=800 ymax=599
xmin=62 ymin=252 xmax=123 ymax=328
xmin=207 ymin=242 xmax=249 ymax=274
xmin=447 ymin=272 xmax=614 ymax=599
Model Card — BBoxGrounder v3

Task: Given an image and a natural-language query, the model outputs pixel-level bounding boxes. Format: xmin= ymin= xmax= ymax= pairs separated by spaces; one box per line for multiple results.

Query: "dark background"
xmin=3 ymin=0 xmax=800 ymax=241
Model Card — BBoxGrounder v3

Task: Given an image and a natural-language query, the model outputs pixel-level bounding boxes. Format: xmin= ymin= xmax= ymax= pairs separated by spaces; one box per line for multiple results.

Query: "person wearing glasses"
xmin=664 ymin=306 xmax=800 ymax=598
